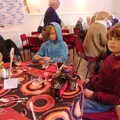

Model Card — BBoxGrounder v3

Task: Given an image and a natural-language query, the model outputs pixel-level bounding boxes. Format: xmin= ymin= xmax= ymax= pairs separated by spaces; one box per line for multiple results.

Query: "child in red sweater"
xmin=83 ymin=23 xmax=120 ymax=119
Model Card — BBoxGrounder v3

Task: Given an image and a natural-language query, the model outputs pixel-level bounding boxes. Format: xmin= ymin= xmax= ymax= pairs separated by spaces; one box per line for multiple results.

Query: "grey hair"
xmin=49 ymin=0 xmax=59 ymax=7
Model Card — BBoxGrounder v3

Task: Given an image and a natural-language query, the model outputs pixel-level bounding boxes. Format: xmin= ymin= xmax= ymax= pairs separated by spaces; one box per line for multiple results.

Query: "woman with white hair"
xmin=43 ymin=0 xmax=61 ymax=27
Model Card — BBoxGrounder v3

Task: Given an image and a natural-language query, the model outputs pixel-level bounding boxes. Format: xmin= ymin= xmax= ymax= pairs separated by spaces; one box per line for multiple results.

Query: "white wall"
xmin=113 ymin=0 xmax=120 ymax=17
xmin=59 ymin=0 xmax=113 ymax=14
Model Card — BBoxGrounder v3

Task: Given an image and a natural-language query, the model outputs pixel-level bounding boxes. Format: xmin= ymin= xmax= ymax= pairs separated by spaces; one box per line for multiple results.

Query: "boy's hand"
xmin=116 ymin=105 xmax=120 ymax=120
xmin=33 ymin=55 xmax=41 ymax=60
xmin=84 ymin=88 xmax=94 ymax=99
xmin=43 ymin=56 xmax=51 ymax=61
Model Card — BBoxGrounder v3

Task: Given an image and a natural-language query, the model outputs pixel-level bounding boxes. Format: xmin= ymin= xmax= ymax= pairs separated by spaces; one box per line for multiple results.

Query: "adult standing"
xmin=81 ymin=14 xmax=108 ymax=77
xmin=44 ymin=0 xmax=61 ymax=27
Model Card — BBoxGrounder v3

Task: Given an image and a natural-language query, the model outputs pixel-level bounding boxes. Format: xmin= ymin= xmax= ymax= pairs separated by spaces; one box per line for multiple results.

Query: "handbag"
xmin=37 ymin=15 xmax=45 ymax=33
xmin=37 ymin=25 xmax=44 ymax=33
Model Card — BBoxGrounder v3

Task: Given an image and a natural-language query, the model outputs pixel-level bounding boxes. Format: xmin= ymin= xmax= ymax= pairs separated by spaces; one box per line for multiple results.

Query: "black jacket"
xmin=0 ymin=35 xmax=10 ymax=62
xmin=44 ymin=7 xmax=61 ymax=27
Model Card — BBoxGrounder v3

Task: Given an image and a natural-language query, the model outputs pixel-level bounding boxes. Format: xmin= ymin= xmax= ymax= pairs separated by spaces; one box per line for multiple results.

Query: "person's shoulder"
xmin=41 ymin=40 xmax=49 ymax=46
xmin=43 ymin=40 xmax=50 ymax=45
xmin=60 ymin=41 xmax=68 ymax=48
xmin=104 ymin=55 xmax=120 ymax=69
xmin=90 ymin=23 xmax=106 ymax=32
xmin=104 ymin=54 xmax=113 ymax=62
xmin=63 ymin=41 xmax=68 ymax=45
xmin=91 ymin=22 xmax=104 ymax=27
xmin=0 ymin=35 xmax=5 ymax=42
xmin=46 ymin=7 xmax=54 ymax=13
xmin=112 ymin=55 xmax=120 ymax=69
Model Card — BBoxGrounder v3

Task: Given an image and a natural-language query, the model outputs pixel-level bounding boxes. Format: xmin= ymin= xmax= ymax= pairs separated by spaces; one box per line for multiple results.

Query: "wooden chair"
xmin=31 ymin=31 xmax=40 ymax=35
xmin=28 ymin=36 xmax=43 ymax=54
xmin=20 ymin=34 xmax=31 ymax=60
xmin=62 ymin=29 xmax=70 ymax=33
xmin=63 ymin=34 xmax=75 ymax=62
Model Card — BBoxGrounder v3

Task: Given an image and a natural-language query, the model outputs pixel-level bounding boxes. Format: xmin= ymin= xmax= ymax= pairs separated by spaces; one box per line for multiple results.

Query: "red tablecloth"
xmin=1 ymin=62 xmax=118 ymax=120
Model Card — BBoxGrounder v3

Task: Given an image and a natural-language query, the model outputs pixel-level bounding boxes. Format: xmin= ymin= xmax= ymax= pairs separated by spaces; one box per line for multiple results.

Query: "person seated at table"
xmin=0 ymin=35 xmax=10 ymax=62
xmin=32 ymin=22 xmax=68 ymax=64
xmin=82 ymin=23 xmax=120 ymax=119
xmin=0 ymin=35 xmax=22 ymax=62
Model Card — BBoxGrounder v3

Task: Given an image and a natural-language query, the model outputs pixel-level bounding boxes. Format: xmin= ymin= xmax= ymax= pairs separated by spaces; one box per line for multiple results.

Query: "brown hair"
xmin=107 ymin=23 xmax=120 ymax=40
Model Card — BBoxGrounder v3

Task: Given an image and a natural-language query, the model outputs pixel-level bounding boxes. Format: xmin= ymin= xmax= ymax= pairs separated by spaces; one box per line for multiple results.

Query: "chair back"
xmin=62 ymin=29 xmax=70 ymax=33
xmin=20 ymin=34 xmax=30 ymax=49
xmin=28 ymin=37 xmax=42 ymax=53
xmin=31 ymin=31 xmax=40 ymax=35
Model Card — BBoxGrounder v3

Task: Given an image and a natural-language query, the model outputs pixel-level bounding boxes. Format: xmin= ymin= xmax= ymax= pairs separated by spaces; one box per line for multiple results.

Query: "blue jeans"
xmin=84 ymin=99 xmax=113 ymax=113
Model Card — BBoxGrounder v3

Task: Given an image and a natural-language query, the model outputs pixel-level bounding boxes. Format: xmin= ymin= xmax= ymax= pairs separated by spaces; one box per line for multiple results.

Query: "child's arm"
xmin=84 ymin=88 xmax=94 ymax=99
xmin=90 ymin=91 xmax=120 ymax=105
xmin=86 ymin=77 xmax=120 ymax=105
xmin=32 ymin=43 xmax=46 ymax=62
xmin=115 ymin=105 xmax=120 ymax=120
xmin=33 ymin=55 xmax=41 ymax=61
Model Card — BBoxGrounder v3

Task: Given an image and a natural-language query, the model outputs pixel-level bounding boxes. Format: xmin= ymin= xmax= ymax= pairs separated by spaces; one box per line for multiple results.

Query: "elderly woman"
xmin=43 ymin=0 xmax=62 ymax=27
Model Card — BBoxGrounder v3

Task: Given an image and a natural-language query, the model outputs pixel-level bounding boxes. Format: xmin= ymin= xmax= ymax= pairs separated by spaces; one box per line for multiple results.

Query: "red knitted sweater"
xmin=89 ymin=54 xmax=120 ymax=105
